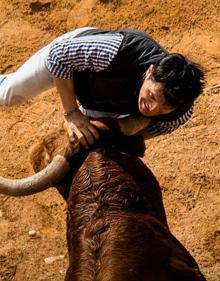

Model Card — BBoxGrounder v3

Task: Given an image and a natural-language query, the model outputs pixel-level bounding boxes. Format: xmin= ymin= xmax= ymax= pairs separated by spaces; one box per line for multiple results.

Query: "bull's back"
xmin=68 ymin=149 xmax=167 ymax=226
xmin=65 ymin=149 xmax=206 ymax=281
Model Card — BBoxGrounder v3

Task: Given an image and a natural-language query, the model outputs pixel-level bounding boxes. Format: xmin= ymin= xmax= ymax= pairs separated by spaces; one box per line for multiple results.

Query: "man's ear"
xmin=146 ymin=64 xmax=155 ymax=78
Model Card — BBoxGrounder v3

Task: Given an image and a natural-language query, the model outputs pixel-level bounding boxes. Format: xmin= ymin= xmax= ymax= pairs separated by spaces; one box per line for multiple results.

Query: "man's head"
xmin=138 ymin=53 xmax=205 ymax=117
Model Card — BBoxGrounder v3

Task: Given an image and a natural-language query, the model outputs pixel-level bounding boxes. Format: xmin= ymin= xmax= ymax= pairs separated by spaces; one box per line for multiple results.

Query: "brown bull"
xmin=0 ymin=122 xmax=207 ymax=281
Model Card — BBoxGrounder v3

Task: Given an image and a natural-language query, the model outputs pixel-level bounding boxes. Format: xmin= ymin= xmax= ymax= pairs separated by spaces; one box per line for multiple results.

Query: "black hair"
xmin=152 ymin=53 xmax=205 ymax=108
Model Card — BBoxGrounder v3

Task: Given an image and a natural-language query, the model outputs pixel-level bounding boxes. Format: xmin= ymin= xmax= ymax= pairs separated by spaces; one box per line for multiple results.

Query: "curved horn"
xmin=0 ymin=155 xmax=70 ymax=197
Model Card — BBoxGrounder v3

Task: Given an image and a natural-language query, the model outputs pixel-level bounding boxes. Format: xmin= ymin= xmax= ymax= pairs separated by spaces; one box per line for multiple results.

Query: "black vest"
xmin=73 ymin=29 xmax=192 ymax=121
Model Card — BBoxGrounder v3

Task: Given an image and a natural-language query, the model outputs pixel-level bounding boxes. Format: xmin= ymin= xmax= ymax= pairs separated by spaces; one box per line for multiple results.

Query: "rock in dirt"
xmin=29 ymin=1 xmax=51 ymax=13
xmin=28 ymin=230 xmax=37 ymax=237
xmin=44 ymin=255 xmax=65 ymax=265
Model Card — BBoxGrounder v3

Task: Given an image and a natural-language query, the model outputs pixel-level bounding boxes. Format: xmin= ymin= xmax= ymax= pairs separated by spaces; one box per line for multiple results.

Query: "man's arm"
xmin=117 ymin=116 xmax=156 ymax=140
xmin=52 ymin=76 xmax=77 ymax=113
xmin=47 ymin=32 xmax=123 ymax=148
xmin=52 ymin=76 xmax=99 ymax=149
xmin=117 ymin=116 xmax=151 ymax=136
xmin=117 ymin=104 xmax=194 ymax=139
xmin=142 ymin=105 xmax=194 ymax=139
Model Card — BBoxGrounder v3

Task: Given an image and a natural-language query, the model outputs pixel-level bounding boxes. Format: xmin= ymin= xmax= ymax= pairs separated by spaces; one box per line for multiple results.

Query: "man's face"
xmin=138 ymin=65 xmax=175 ymax=117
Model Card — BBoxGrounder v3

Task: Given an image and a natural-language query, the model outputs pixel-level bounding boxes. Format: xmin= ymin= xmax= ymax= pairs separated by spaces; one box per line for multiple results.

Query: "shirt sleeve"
xmin=46 ymin=33 xmax=123 ymax=79
xmin=148 ymin=105 xmax=194 ymax=136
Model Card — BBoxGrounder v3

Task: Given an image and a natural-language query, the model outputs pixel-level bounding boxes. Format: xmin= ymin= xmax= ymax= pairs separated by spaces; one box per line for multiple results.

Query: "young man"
xmin=0 ymin=27 xmax=205 ymax=148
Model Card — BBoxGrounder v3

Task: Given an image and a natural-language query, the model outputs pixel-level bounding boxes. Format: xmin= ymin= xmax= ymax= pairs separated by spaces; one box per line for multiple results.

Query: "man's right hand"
xmin=64 ymin=108 xmax=100 ymax=149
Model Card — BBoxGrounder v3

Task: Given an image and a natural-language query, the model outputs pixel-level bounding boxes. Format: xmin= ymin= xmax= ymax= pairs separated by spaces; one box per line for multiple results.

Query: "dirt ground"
xmin=0 ymin=0 xmax=219 ymax=280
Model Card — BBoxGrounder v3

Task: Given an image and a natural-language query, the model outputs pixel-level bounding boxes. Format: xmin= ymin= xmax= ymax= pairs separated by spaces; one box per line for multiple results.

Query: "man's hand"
xmin=64 ymin=109 xmax=99 ymax=149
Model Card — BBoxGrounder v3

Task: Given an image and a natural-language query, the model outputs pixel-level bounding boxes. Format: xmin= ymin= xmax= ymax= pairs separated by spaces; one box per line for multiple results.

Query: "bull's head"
xmin=0 ymin=119 xmax=146 ymax=197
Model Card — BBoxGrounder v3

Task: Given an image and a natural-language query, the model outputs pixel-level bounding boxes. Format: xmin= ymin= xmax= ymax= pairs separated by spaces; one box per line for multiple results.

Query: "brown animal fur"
xmin=29 ymin=128 xmax=206 ymax=281
xmin=62 ymin=146 xmax=206 ymax=281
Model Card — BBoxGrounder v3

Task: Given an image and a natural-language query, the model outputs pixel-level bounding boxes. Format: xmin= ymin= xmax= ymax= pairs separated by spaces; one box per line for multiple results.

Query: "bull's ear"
xmin=29 ymin=139 xmax=51 ymax=172
xmin=29 ymin=128 xmax=78 ymax=172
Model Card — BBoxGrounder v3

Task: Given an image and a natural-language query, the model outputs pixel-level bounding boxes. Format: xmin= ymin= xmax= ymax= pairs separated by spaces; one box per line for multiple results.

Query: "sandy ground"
xmin=0 ymin=0 xmax=219 ymax=280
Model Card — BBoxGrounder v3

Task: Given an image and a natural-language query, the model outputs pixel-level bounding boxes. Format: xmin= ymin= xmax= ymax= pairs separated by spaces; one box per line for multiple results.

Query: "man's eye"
xmin=149 ymin=92 xmax=155 ymax=100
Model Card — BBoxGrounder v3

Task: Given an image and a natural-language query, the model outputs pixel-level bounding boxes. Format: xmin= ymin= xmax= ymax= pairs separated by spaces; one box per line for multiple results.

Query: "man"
xmin=0 ymin=27 xmax=205 ymax=148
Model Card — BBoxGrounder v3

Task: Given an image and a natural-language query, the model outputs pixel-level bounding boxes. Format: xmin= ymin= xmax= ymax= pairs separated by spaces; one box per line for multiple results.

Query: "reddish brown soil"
xmin=0 ymin=0 xmax=219 ymax=280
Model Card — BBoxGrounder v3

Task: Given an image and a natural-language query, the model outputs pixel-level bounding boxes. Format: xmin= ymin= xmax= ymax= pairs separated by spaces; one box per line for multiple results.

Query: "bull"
xmin=0 ymin=121 xmax=207 ymax=281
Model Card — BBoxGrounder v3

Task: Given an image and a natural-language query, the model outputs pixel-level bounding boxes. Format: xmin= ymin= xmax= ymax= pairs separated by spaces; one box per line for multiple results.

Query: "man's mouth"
xmin=141 ymin=100 xmax=150 ymax=114
xmin=144 ymin=102 xmax=149 ymax=112
xmin=139 ymin=98 xmax=151 ymax=116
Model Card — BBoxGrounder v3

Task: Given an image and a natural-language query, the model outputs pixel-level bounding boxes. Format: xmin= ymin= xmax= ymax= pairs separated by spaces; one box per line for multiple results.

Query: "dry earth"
xmin=0 ymin=0 xmax=219 ymax=280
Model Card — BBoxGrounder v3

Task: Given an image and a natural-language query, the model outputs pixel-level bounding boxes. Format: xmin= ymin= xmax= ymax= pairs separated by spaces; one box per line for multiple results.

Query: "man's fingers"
xmin=80 ymin=127 xmax=95 ymax=146
xmin=67 ymin=125 xmax=90 ymax=149
xmin=71 ymin=142 xmax=80 ymax=155
xmin=74 ymin=130 xmax=89 ymax=149
xmin=87 ymin=124 xmax=100 ymax=140
xmin=64 ymin=121 xmax=74 ymax=138
xmin=67 ymin=128 xmax=76 ymax=143
xmin=64 ymin=115 xmax=100 ymax=149
xmin=82 ymin=124 xmax=100 ymax=145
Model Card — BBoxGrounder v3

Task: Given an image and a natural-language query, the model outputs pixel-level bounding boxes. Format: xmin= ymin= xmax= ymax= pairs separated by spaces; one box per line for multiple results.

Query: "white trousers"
xmin=0 ymin=27 xmax=95 ymax=106
xmin=0 ymin=27 xmax=127 ymax=119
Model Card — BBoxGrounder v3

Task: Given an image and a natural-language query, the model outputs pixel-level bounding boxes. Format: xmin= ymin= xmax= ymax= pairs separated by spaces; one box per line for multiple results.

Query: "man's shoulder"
xmin=118 ymin=28 xmax=164 ymax=48
xmin=112 ymin=28 xmax=167 ymax=67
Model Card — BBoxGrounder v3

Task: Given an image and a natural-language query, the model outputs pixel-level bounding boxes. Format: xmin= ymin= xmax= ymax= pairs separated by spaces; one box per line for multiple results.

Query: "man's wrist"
xmin=63 ymin=107 xmax=79 ymax=117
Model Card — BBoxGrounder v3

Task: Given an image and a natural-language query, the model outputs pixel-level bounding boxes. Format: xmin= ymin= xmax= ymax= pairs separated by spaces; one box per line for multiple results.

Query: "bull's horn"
xmin=0 ymin=155 xmax=70 ymax=197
